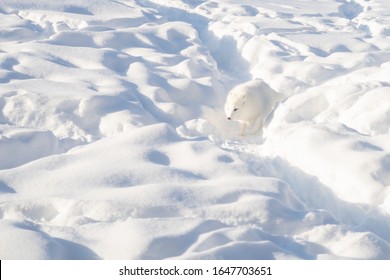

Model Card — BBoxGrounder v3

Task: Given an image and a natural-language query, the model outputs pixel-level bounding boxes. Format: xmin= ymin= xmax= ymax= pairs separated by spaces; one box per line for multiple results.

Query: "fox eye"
xmin=233 ymin=108 xmax=238 ymax=112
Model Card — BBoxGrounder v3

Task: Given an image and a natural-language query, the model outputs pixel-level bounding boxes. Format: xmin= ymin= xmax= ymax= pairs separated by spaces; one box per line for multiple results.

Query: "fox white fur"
xmin=224 ymin=79 xmax=283 ymax=136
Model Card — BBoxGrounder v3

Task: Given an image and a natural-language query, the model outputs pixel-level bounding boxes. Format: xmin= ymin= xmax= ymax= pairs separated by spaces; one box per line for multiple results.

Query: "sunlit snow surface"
xmin=1 ymin=0 xmax=390 ymax=259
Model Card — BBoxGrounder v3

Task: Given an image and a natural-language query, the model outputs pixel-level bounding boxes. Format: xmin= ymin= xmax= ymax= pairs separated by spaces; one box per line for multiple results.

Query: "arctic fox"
xmin=224 ymin=79 xmax=283 ymax=136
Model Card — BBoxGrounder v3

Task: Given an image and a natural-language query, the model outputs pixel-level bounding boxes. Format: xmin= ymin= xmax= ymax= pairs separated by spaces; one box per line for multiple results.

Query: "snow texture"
xmin=1 ymin=0 xmax=390 ymax=260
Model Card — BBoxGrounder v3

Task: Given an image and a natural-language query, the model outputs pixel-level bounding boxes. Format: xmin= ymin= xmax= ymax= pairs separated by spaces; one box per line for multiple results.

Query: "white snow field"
xmin=1 ymin=0 xmax=390 ymax=260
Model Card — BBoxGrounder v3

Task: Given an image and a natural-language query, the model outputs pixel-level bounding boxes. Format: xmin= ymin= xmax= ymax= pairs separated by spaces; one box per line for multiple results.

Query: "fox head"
xmin=224 ymin=92 xmax=247 ymax=121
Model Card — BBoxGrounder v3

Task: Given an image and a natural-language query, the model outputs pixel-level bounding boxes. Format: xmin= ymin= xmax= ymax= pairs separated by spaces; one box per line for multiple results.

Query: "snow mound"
xmin=0 ymin=125 xmax=62 ymax=169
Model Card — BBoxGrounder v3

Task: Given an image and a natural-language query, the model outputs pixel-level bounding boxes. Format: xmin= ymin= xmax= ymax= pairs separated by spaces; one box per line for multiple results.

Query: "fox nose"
xmin=227 ymin=117 xmax=231 ymax=120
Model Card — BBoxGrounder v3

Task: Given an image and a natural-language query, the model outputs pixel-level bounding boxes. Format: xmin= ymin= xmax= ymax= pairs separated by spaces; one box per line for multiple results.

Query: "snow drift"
xmin=1 ymin=0 xmax=390 ymax=259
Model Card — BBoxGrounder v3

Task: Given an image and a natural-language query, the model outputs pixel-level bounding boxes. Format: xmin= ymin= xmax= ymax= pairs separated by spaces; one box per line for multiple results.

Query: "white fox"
xmin=224 ymin=79 xmax=283 ymax=136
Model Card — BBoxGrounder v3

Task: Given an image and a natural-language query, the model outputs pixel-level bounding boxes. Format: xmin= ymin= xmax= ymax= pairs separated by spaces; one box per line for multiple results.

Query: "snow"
xmin=1 ymin=0 xmax=390 ymax=260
